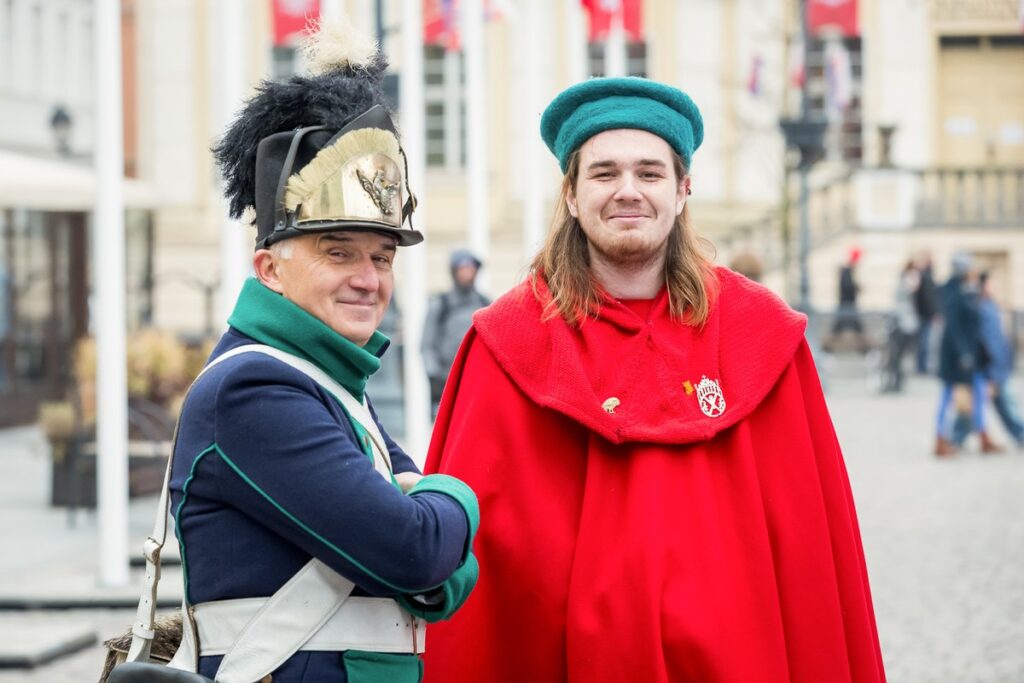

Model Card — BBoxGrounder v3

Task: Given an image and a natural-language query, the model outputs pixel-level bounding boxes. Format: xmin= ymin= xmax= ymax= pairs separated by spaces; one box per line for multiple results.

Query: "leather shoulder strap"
xmin=126 ymin=345 xmax=265 ymax=663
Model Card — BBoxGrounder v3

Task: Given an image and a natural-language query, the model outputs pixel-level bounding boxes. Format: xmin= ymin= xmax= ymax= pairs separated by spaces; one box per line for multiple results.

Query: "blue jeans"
xmin=916 ymin=319 xmax=933 ymax=374
xmin=941 ymin=372 xmax=988 ymax=443
xmin=992 ymin=379 xmax=1024 ymax=444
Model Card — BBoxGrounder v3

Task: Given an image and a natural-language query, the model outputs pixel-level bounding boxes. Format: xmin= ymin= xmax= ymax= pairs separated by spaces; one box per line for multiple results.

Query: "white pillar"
xmin=40 ymin=1 xmax=58 ymax=101
xmin=319 ymin=0 xmax=345 ymax=22
xmin=522 ymin=0 xmax=546 ymax=260
xmin=463 ymin=0 xmax=489 ymax=289
xmin=400 ymin=0 xmax=430 ymax=463
xmin=11 ymin=0 xmax=32 ymax=93
xmin=443 ymin=50 xmax=462 ymax=172
xmin=605 ymin=6 xmax=626 ymax=77
xmin=565 ymin=0 xmax=587 ymax=84
xmin=215 ymin=0 xmax=251 ymax=325
xmin=94 ymin=0 xmax=129 ymax=588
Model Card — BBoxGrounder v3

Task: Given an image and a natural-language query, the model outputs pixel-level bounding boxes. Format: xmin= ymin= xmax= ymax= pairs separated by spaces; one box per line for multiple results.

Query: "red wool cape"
xmin=423 ymin=268 xmax=885 ymax=682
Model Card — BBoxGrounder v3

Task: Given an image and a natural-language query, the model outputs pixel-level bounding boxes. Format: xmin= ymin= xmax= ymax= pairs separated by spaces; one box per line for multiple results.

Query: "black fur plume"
xmin=213 ymin=52 xmax=389 ymax=220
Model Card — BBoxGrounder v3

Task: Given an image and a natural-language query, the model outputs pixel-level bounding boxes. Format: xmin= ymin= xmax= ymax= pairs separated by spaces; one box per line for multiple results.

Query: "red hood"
xmin=471 ymin=267 xmax=807 ymax=444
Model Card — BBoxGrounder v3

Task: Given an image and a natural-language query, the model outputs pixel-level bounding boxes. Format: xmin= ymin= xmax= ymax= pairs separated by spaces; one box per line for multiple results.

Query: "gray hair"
xmin=270 ymin=240 xmax=294 ymax=260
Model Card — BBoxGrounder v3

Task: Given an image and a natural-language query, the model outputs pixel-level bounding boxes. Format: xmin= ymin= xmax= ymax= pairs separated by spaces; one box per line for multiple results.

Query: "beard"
xmin=585 ymin=226 xmax=672 ymax=269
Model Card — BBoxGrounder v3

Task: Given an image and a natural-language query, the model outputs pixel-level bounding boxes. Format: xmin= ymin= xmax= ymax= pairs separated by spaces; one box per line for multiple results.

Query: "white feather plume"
xmin=301 ymin=15 xmax=379 ymax=75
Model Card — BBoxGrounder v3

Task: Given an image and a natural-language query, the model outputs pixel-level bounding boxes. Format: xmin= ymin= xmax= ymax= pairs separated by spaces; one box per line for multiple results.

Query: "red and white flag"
xmin=424 ymin=0 xmax=460 ymax=51
xmin=807 ymin=0 xmax=857 ymax=37
xmin=272 ymin=0 xmax=320 ymax=47
xmin=747 ymin=53 xmax=764 ymax=96
xmin=423 ymin=0 xmax=507 ymax=52
xmin=825 ymin=39 xmax=852 ymax=111
xmin=788 ymin=38 xmax=805 ymax=90
xmin=581 ymin=0 xmax=643 ymax=42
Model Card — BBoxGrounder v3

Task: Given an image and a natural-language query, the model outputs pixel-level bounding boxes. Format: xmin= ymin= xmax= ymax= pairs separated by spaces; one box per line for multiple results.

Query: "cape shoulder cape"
xmin=465 ymin=266 xmax=806 ymax=443
xmin=424 ymin=268 xmax=884 ymax=682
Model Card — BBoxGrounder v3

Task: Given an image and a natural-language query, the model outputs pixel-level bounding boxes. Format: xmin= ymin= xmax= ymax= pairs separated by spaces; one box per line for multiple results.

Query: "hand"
xmin=394 ymin=471 xmax=424 ymax=493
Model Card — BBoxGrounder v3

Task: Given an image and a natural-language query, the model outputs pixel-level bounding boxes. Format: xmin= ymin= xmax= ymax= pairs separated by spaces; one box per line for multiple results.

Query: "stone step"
xmin=0 ymin=565 xmax=183 ymax=611
xmin=0 ymin=618 xmax=96 ymax=669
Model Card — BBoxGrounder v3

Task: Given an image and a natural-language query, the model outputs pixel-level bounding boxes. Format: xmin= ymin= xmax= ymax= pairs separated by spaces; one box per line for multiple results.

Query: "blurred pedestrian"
xmin=423 ymin=76 xmax=884 ymax=682
xmin=728 ymin=250 xmax=764 ymax=282
xmin=934 ymin=253 xmax=999 ymax=455
xmin=952 ymin=272 xmax=1022 ymax=450
xmin=914 ymin=252 xmax=939 ymax=374
xmin=884 ymin=259 xmax=919 ymax=393
xmin=421 ymin=249 xmax=490 ymax=415
xmin=830 ymin=246 xmax=869 ymax=352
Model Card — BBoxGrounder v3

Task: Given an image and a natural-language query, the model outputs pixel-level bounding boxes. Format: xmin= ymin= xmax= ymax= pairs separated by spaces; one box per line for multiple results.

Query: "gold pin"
xmin=682 ymin=380 xmax=694 ymax=395
xmin=602 ymin=397 xmax=620 ymax=414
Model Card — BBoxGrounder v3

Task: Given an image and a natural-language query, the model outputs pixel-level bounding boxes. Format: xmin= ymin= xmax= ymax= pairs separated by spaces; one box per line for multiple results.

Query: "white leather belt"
xmin=193 ymin=596 xmax=426 ymax=655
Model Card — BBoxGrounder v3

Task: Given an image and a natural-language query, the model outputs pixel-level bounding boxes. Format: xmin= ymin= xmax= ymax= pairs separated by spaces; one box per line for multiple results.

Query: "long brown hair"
xmin=530 ymin=149 xmax=718 ymax=326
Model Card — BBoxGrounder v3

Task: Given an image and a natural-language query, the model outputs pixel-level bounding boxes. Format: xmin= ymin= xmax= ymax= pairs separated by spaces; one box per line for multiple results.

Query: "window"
xmin=31 ymin=1 xmax=42 ymax=87
xmin=1 ymin=0 xmax=13 ymax=89
xmin=587 ymin=41 xmax=648 ymax=78
xmin=805 ymin=36 xmax=863 ymax=163
xmin=271 ymin=45 xmax=300 ymax=81
xmin=423 ymin=44 xmax=465 ymax=169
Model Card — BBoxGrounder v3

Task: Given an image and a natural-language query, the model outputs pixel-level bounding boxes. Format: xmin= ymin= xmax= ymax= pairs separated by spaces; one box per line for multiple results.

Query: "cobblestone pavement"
xmin=2 ymin=367 xmax=1023 ymax=682
xmin=827 ymin=363 xmax=1024 ymax=683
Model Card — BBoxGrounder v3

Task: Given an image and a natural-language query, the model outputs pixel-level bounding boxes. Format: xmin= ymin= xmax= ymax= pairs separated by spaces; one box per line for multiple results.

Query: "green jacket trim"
xmin=174 ymin=443 xmax=219 ymax=603
xmin=214 ymin=444 xmax=415 ymax=592
xmin=227 ymin=277 xmax=388 ymax=402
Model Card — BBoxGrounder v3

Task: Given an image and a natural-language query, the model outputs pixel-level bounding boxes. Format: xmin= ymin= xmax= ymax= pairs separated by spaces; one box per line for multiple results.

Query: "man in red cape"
xmin=423 ymin=78 xmax=885 ymax=682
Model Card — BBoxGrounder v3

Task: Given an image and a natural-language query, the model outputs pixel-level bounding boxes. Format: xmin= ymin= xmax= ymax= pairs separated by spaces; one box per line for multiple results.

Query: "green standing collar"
xmin=227 ymin=278 xmax=388 ymax=401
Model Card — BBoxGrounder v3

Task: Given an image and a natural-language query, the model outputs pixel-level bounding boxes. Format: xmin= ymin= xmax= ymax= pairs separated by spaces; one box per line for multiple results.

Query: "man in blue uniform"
xmin=166 ymin=22 xmax=478 ymax=683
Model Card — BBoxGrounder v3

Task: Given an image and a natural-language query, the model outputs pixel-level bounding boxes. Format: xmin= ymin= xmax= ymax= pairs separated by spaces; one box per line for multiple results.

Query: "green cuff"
xmin=408 ymin=474 xmax=480 ymax=547
xmin=397 ymin=552 xmax=479 ymax=623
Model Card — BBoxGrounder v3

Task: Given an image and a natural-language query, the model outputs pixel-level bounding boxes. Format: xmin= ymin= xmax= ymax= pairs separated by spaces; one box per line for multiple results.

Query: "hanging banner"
xmin=424 ymin=0 xmax=460 ymax=51
xmin=272 ymin=0 xmax=320 ymax=47
xmin=808 ymin=0 xmax=858 ymax=37
xmin=581 ymin=0 xmax=644 ymax=42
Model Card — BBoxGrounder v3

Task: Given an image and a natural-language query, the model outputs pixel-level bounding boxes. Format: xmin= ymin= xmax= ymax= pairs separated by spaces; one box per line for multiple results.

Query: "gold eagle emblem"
xmin=357 ymin=168 xmax=399 ymax=216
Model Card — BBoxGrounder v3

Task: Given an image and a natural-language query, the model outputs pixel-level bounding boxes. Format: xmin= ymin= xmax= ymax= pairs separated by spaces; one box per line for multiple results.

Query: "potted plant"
xmin=45 ymin=330 xmax=206 ymax=507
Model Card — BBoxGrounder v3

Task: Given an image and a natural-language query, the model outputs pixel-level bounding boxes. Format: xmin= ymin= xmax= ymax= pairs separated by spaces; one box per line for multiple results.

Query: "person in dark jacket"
xmin=914 ymin=252 xmax=939 ymax=374
xmin=165 ymin=21 xmax=479 ymax=683
xmin=829 ymin=247 xmax=869 ymax=353
xmin=952 ymin=272 xmax=1023 ymax=449
xmin=934 ymin=253 xmax=1000 ymax=455
xmin=421 ymin=250 xmax=490 ymax=414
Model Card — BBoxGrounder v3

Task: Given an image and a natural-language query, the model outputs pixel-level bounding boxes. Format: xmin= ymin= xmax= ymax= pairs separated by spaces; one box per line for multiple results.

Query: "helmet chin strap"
xmin=262 ymin=125 xmax=329 ymax=250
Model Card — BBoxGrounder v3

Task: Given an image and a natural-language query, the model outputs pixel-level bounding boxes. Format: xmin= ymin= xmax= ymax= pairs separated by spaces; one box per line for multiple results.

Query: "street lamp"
xmin=780 ymin=117 xmax=826 ymax=317
xmin=50 ymin=104 xmax=73 ymax=157
xmin=877 ymin=124 xmax=897 ymax=168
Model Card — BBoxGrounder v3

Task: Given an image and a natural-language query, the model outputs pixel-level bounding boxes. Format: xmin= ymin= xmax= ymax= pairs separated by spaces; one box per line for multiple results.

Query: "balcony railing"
xmin=717 ymin=165 xmax=1024 ymax=279
xmin=914 ymin=167 xmax=1024 ymax=228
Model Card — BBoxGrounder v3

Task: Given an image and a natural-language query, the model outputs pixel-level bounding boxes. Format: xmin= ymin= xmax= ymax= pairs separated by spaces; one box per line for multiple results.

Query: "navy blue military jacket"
xmin=170 ymin=323 xmax=474 ymax=682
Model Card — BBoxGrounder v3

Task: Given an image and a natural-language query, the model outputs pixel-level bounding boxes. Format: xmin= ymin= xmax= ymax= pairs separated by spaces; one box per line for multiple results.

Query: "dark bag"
xmin=106 ymin=662 xmax=213 ymax=683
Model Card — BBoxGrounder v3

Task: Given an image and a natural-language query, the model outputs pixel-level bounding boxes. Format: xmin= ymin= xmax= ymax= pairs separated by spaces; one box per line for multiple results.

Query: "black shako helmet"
xmin=214 ymin=17 xmax=422 ymax=250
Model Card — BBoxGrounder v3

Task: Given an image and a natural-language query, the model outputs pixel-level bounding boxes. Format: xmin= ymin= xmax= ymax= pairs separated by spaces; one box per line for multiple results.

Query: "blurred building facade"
xmin=0 ymin=0 xmax=158 ymax=424
xmin=1 ymin=0 xmax=1022 ymax=426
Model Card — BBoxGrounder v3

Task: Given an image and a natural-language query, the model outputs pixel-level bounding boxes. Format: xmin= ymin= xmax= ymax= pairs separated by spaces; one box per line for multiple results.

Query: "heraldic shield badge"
xmin=696 ymin=376 xmax=726 ymax=418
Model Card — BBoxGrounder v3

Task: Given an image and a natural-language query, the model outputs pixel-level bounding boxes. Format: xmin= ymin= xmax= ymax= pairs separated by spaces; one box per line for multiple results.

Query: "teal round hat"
xmin=540 ymin=77 xmax=704 ymax=173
